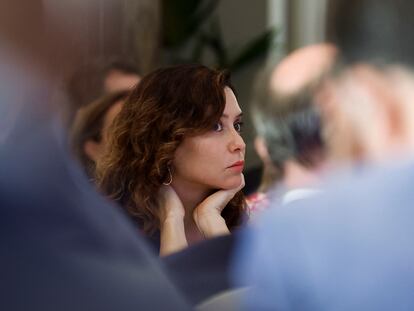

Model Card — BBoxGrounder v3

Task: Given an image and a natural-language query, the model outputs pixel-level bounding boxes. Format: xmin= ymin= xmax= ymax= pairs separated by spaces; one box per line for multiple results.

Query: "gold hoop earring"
xmin=163 ymin=167 xmax=173 ymax=185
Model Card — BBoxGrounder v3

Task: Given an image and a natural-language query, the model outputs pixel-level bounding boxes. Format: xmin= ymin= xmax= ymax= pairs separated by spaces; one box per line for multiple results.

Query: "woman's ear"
xmin=83 ymin=140 xmax=103 ymax=163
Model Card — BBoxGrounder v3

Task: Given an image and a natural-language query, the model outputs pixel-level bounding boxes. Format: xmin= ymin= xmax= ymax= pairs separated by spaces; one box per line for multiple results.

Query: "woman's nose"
xmin=228 ymin=130 xmax=246 ymax=154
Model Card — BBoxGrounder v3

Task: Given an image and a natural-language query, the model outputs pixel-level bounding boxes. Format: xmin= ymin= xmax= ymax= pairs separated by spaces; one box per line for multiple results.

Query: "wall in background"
xmin=217 ymin=0 xmax=269 ymax=168
xmin=216 ymin=0 xmax=328 ymax=169
xmin=286 ymin=0 xmax=328 ymax=50
xmin=57 ymin=0 xmax=328 ymax=169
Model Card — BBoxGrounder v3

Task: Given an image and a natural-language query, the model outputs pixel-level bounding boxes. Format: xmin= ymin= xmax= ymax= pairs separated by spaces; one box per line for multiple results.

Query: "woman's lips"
xmin=227 ymin=160 xmax=244 ymax=172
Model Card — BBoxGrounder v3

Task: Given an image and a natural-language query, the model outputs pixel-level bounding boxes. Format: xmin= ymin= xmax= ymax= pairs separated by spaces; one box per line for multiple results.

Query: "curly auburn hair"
xmin=96 ymin=64 xmax=246 ymax=235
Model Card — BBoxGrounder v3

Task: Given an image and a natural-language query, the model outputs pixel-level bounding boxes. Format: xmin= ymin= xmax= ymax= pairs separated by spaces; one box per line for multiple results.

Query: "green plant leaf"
xmin=203 ymin=18 xmax=229 ymax=67
xmin=191 ymin=0 xmax=220 ymax=32
xmin=162 ymin=0 xmax=220 ymax=48
xmin=190 ymin=33 xmax=208 ymax=63
xmin=229 ymin=28 xmax=276 ymax=72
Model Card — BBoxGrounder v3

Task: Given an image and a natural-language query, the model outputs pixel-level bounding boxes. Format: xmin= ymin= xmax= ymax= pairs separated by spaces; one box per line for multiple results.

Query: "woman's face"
xmin=172 ymin=87 xmax=246 ymax=191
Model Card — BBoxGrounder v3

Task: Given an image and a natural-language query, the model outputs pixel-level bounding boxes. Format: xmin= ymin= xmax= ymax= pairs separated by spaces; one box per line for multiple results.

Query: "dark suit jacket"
xmin=236 ymin=162 xmax=414 ymax=310
xmin=163 ymin=233 xmax=239 ymax=306
xmin=0 ymin=110 xmax=189 ymax=311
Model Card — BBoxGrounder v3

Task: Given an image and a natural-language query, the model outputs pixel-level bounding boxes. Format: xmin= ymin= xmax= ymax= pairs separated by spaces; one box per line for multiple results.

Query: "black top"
xmin=163 ymin=233 xmax=239 ymax=306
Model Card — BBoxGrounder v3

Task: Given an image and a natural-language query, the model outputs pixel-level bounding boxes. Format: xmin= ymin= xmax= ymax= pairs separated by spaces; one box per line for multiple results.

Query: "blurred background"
xmin=8 ymin=0 xmax=328 ymax=169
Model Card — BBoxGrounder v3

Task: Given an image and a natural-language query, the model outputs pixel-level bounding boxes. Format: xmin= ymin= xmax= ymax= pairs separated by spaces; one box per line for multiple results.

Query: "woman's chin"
xmin=219 ymin=175 xmax=243 ymax=190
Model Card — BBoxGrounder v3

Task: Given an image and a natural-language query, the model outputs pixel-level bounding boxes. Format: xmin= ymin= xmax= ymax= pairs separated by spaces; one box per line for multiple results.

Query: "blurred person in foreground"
xmin=70 ymin=90 xmax=129 ymax=179
xmin=247 ymin=43 xmax=337 ymax=217
xmin=0 ymin=1 xmax=189 ymax=310
xmin=233 ymin=0 xmax=414 ymax=310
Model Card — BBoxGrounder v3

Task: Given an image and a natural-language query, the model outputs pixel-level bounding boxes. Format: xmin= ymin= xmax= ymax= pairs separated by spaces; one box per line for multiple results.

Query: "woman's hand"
xmin=158 ymin=185 xmax=187 ymax=256
xmin=158 ymin=185 xmax=185 ymax=222
xmin=193 ymin=174 xmax=245 ymax=238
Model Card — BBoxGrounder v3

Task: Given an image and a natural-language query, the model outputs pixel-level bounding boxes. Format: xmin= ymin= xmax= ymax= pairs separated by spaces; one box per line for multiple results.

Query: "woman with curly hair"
xmin=96 ymin=64 xmax=246 ymax=256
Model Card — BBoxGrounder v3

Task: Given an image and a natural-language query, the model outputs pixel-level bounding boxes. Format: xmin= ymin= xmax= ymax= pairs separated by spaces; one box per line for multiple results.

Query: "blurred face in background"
xmin=317 ymin=64 xmax=414 ymax=164
xmin=104 ymin=70 xmax=141 ymax=93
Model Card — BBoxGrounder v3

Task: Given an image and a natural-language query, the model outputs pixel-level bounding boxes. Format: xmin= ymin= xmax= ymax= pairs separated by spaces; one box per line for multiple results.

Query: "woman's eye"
xmin=213 ymin=122 xmax=223 ymax=132
xmin=234 ymin=121 xmax=243 ymax=133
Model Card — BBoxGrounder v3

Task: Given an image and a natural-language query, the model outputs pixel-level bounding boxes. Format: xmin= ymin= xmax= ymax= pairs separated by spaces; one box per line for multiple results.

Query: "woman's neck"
xmin=171 ymin=178 xmax=210 ymax=220
xmin=170 ymin=177 xmax=212 ymax=244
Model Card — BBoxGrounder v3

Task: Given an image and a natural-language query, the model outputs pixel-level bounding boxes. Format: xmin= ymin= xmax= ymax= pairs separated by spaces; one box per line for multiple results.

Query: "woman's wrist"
xmin=194 ymin=211 xmax=230 ymax=238
xmin=160 ymin=215 xmax=187 ymax=256
xmin=161 ymin=214 xmax=184 ymax=229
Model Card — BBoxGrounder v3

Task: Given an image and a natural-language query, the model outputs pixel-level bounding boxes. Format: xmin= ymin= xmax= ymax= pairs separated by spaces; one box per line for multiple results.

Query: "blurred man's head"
xmin=270 ymin=44 xmax=338 ymax=96
xmin=320 ymin=0 xmax=414 ymax=164
xmin=252 ymin=44 xmax=337 ymax=190
xmin=319 ymin=64 xmax=414 ymax=164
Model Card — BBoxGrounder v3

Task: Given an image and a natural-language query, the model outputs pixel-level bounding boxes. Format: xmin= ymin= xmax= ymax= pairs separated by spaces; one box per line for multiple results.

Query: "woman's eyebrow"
xmin=221 ymin=112 xmax=243 ymax=119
